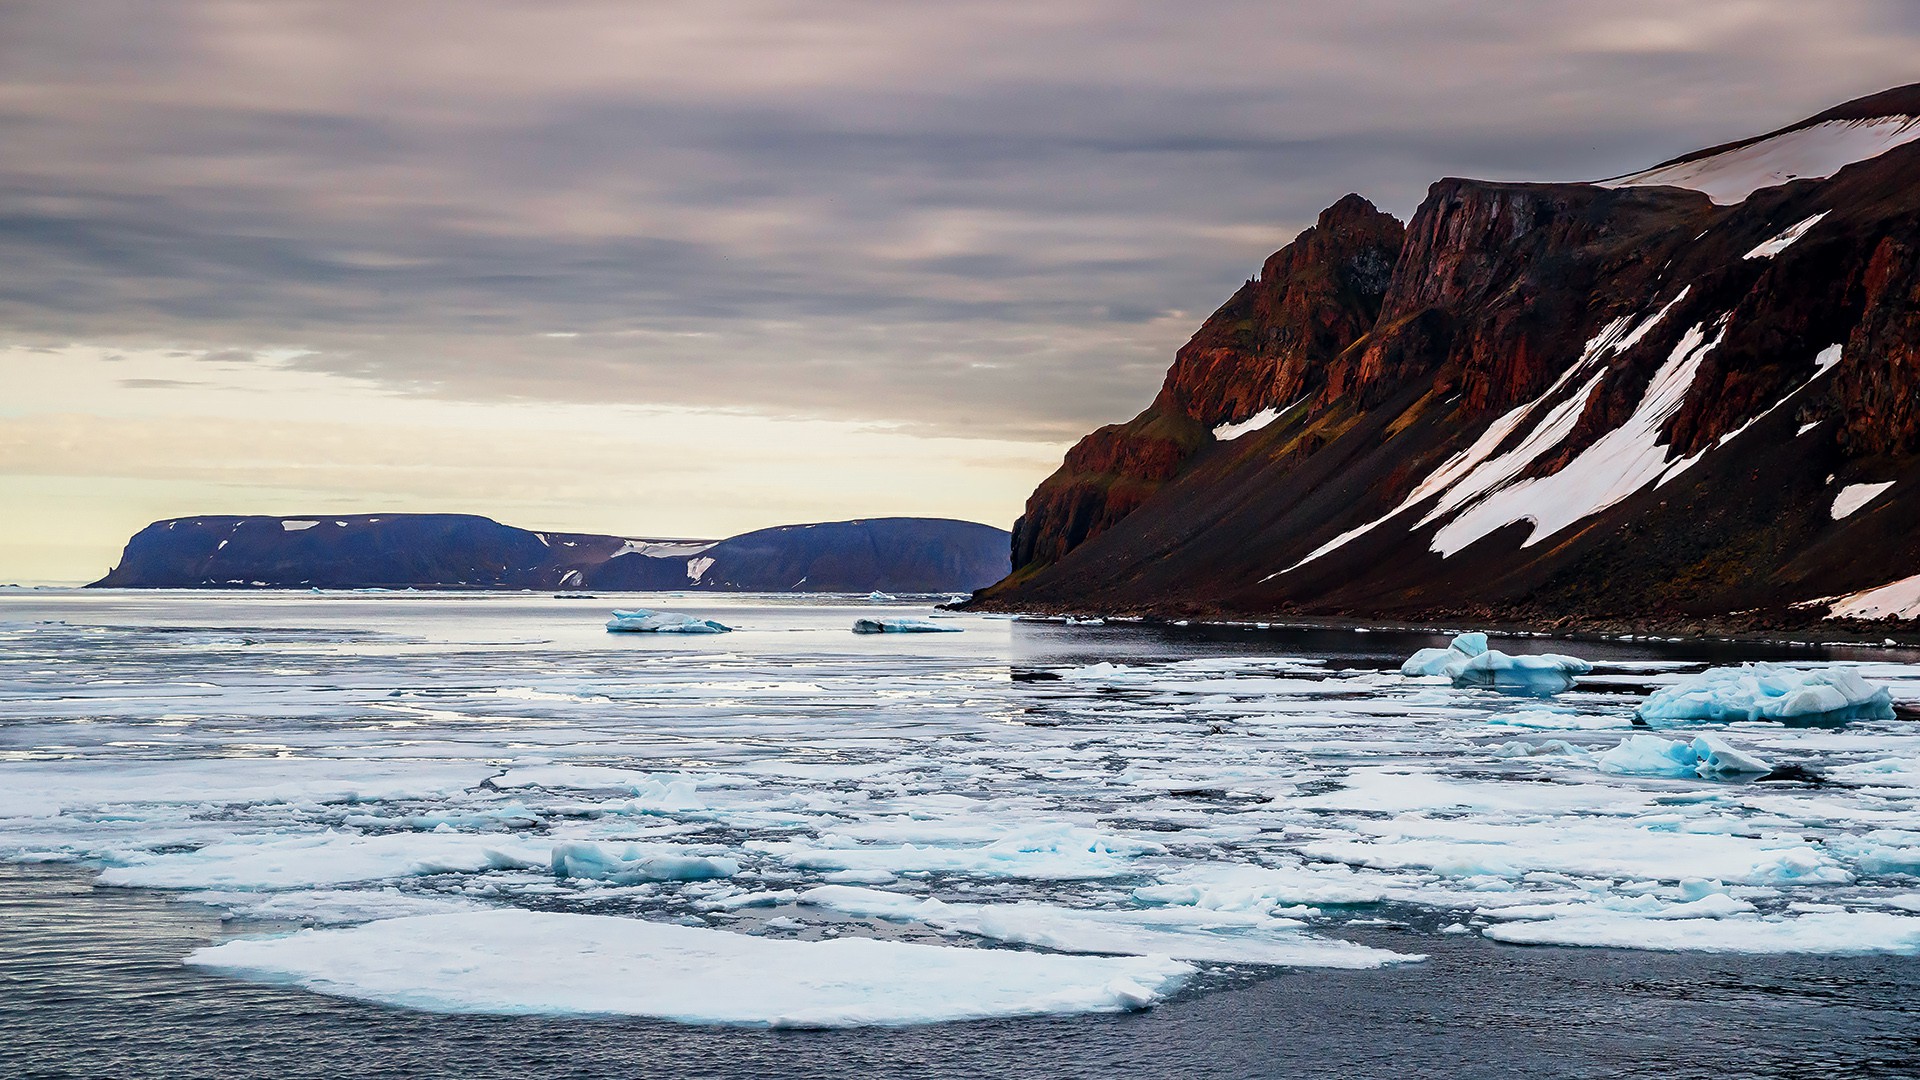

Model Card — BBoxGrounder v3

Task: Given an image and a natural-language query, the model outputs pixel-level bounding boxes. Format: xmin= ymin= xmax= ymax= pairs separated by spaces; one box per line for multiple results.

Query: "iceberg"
xmin=1449 ymin=650 xmax=1592 ymax=694
xmin=605 ymin=609 xmax=732 ymax=634
xmin=851 ymin=618 xmax=961 ymax=634
xmin=1637 ymin=664 xmax=1894 ymax=723
xmin=186 ymin=909 xmax=1193 ymax=1025
xmin=1596 ymin=734 xmax=1773 ymax=778
xmin=1400 ymin=632 xmax=1488 ymax=677
xmin=866 ymin=591 xmax=896 ymax=602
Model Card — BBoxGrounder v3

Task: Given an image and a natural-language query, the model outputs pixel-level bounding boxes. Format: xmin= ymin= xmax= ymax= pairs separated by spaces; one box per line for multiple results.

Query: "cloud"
xmin=0 ymin=1 xmax=1917 ymax=439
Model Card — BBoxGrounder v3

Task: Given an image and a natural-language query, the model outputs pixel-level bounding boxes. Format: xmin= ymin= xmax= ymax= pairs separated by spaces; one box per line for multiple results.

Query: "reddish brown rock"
xmin=978 ymin=83 xmax=1920 ymax=628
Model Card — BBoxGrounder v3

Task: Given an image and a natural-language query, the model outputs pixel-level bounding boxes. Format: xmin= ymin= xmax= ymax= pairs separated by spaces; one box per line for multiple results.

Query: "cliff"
xmin=90 ymin=514 xmax=1010 ymax=593
xmin=977 ymin=85 xmax=1920 ymax=628
xmin=1006 ymin=195 xmax=1403 ymax=576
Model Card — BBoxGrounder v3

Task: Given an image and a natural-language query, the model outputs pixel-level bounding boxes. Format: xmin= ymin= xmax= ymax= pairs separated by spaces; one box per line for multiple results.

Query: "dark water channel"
xmin=5 ymin=864 xmax=1917 ymax=1080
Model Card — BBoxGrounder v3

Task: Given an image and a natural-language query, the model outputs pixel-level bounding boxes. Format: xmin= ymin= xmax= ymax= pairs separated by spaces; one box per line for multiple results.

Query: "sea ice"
xmin=796 ymin=884 xmax=1417 ymax=968
xmin=1483 ymin=908 xmax=1920 ymax=954
xmin=1400 ymin=632 xmax=1489 ymax=677
xmin=1596 ymin=734 xmax=1773 ymax=778
xmin=1449 ymin=650 xmax=1592 ymax=693
xmin=1131 ymin=861 xmax=1389 ymax=909
xmin=97 ymin=831 xmax=548 ymax=890
xmin=549 ymin=841 xmax=739 ymax=883
xmin=851 ymin=618 xmax=961 ymax=634
xmin=605 ymin=610 xmax=731 ymax=634
xmin=752 ymin=824 xmax=1158 ymax=880
xmin=187 ymin=909 xmax=1194 ymax=1025
xmin=1637 ymin=664 xmax=1895 ymax=723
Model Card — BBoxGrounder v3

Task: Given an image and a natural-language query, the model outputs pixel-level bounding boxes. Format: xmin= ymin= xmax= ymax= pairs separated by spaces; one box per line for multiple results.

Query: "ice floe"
xmin=1483 ymin=908 xmax=1920 ymax=954
xmin=1637 ymin=664 xmax=1894 ymax=723
xmin=1400 ymin=632 xmax=1489 ymax=676
xmin=188 ymin=909 xmax=1194 ymax=1025
xmin=1449 ymin=650 xmax=1592 ymax=693
xmin=796 ymin=884 xmax=1416 ymax=967
xmin=605 ymin=609 xmax=732 ymax=633
xmin=1596 ymin=733 xmax=1772 ymax=778
xmin=1400 ymin=633 xmax=1589 ymax=693
xmin=851 ymin=618 xmax=961 ymax=634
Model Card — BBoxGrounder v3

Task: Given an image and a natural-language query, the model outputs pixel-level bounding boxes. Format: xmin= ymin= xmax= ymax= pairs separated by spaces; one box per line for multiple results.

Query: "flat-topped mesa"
xmin=1006 ymin=195 xmax=1404 ymax=575
xmin=91 ymin=513 xmax=1012 ymax=593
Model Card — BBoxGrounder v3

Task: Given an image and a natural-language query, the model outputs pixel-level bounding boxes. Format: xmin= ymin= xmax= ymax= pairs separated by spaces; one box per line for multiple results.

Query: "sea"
xmin=2 ymin=590 xmax=1918 ymax=1079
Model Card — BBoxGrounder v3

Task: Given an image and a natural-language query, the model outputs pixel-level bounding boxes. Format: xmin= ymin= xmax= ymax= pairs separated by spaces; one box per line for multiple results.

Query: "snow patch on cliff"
xmin=1745 ymin=212 xmax=1831 ymax=259
xmin=1429 ymin=322 xmax=1722 ymax=557
xmin=1833 ymin=482 xmax=1895 ymax=520
xmin=1213 ymin=407 xmax=1281 ymax=441
xmin=1828 ymin=573 xmax=1920 ymax=620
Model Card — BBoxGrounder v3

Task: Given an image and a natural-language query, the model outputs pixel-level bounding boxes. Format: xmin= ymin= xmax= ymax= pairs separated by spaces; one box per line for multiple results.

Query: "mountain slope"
xmin=976 ymin=84 xmax=1920 ymax=629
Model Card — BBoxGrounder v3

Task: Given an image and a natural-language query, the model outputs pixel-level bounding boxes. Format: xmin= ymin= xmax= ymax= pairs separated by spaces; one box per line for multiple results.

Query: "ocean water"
xmin=4 ymin=591 xmax=1920 ymax=1078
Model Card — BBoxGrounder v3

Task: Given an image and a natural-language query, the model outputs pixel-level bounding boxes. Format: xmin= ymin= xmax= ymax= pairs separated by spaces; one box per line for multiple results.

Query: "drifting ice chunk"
xmin=549 ymin=841 xmax=738 ymax=883
xmin=1400 ymin=632 xmax=1489 ymax=677
xmin=1449 ymin=650 xmax=1592 ymax=693
xmin=186 ymin=909 xmax=1193 ymax=1025
xmin=1483 ymin=909 xmax=1920 ymax=954
xmin=1637 ymin=664 xmax=1894 ymax=723
xmin=866 ymin=591 xmax=896 ymax=602
xmin=1597 ymin=734 xmax=1773 ymax=778
xmin=605 ymin=610 xmax=732 ymax=634
xmin=796 ymin=885 xmax=1416 ymax=968
xmin=851 ymin=618 xmax=961 ymax=634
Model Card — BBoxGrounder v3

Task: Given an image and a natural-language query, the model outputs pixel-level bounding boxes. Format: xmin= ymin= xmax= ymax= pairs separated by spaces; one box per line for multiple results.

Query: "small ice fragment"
xmin=605 ymin=610 xmax=732 ymax=634
xmin=550 ymin=841 xmax=739 ymax=884
xmin=1449 ymin=650 xmax=1592 ymax=694
xmin=1597 ymin=734 xmax=1772 ymax=778
xmin=1597 ymin=734 xmax=1701 ymax=777
xmin=1637 ymin=663 xmax=1893 ymax=723
xmin=1690 ymin=734 xmax=1773 ymax=777
xmin=851 ymin=619 xmax=962 ymax=634
xmin=1400 ymin=632 xmax=1489 ymax=677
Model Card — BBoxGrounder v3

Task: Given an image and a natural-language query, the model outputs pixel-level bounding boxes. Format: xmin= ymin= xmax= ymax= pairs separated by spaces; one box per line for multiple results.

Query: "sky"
xmin=3 ymin=1 xmax=1918 ymax=582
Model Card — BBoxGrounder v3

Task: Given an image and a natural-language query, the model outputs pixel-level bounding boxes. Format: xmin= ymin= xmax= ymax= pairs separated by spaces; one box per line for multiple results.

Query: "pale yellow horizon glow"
xmin=0 ymin=345 xmax=1061 ymax=584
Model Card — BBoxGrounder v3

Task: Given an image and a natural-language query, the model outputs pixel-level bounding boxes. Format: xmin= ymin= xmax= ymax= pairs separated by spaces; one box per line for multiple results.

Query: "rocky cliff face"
xmin=979 ymin=84 xmax=1920 ymax=628
xmin=1006 ymin=195 xmax=1402 ymax=576
xmin=91 ymin=514 xmax=1010 ymax=593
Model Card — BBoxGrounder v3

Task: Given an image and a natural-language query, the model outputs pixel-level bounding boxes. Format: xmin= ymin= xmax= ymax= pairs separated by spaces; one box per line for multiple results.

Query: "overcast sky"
xmin=3 ymin=1 xmax=1917 ymax=581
